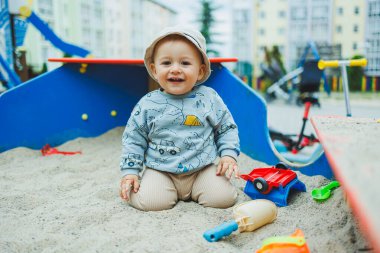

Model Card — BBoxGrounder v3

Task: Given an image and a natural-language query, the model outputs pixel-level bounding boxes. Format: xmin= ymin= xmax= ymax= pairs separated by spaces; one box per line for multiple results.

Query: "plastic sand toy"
xmin=240 ymin=163 xmax=306 ymax=206
xmin=256 ymin=229 xmax=310 ymax=253
xmin=203 ymin=200 xmax=277 ymax=242
xmin=41 ymin=144 xmax=82 ymax=156
xmin=311 ymin=181 xmax=340 ymax=201
xmin=240 ymin=163 xmax=297 ymax=194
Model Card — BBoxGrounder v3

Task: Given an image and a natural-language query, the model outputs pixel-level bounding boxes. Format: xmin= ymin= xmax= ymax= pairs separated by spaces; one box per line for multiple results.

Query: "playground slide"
xmin=21 ymin=7 xmax=90 ymax=57
xmin=0 ymin=61 xmax=333 ymax=179
xmin=0 ymin=53 xmax=22 ymax=87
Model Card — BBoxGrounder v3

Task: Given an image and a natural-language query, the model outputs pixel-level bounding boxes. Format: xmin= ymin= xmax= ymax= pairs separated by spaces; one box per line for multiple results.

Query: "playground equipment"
xmin=0 ymin=1 xmax=21 ymax=87
xmin=240 ymin=163 xmax=306 ymax=207
xmin=269 ymin=60 xmax=323 ymax=163
xmin=18 ymin=6 xmax=91 ymax=58
xmin=265 ymin=41 xmax=330 ymax=103
xmin=318 ymin=58 xmax=367 ymax=117
xmin=203 ymin=200 xmax=277 ymax=242
xmin=271 ymin=58 xmax=367 ymax=164
xmin=0 ymin=1 xmax=90 ymax=88
xmin=310 ymin=116 xmax=380 ymax=253
xmin=0 ymin=57 xmax=334 ymax=179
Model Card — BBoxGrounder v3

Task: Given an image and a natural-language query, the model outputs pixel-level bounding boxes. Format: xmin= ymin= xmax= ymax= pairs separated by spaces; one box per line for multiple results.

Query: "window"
xmin=354 ymin=6 xmax=359 ymax=15
xmin=259 ymin=29 xmax=265 ymax=36
xmin=353 ymin=43 xmax=357 ymax=50
xmin=291 ymin=7 xmax=307 ymax=20
xmin=313 ymin=6 xmax=328 ymax=19
xmin=63 ymin=4 xmax=68 ymax=15
xmin=278 ymin=11 xmax=286 ymax=18
xmin=260 ymin=11 xmax=265 ymax=19
xmin=336 ymin=25 xmax=342 ymax=33
xmin=278 ymin=28 xmax=285 ymax=35
xmin=337 ymin=7 xmax=343 ymax=15
xmin=353 ymin=24 xmax=359 ymax=33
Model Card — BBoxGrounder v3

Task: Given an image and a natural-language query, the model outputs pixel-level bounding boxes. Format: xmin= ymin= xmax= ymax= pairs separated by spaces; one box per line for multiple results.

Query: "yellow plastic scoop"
xmin=203 ymin=199 xmax=277 ymax=242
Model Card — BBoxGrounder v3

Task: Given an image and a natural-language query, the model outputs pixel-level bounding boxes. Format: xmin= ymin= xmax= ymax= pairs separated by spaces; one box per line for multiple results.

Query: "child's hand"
xmin=119 ymin=174 xmax=140 ymax=201
xmin=216 ymin=156 xmax=239 ymax=179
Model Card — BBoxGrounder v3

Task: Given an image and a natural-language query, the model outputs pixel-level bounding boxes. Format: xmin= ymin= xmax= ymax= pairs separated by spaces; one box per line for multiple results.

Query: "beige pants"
xmin=128 ymin=164 xmax=237 ymax=211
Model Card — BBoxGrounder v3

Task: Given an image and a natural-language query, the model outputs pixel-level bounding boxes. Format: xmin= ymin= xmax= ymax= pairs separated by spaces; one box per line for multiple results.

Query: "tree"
xmin=271 ymin=46 xmax=286 ymax=75
xmin=347 ymin=55 xmax=365 ymax=91
xmin=198 ymin=0 xmax=221 ymax=56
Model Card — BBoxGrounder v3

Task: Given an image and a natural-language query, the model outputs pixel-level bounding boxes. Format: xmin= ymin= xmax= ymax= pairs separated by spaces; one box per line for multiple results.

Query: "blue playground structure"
xmin=0 ymin=59 xmax=334 ymax=179
xmin=0 ymin=2 xmax=333 ymax=180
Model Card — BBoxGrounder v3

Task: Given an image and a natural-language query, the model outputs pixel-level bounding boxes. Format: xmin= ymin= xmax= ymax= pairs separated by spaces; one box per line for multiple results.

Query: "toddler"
xmin=119 ymin=26 xmax=240 ymax=211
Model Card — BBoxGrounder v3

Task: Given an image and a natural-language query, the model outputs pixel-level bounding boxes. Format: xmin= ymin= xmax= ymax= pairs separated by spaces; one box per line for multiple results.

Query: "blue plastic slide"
xmin=0 ymin=53 xmax=21 ymax=87
xmin=26 ymin=11 xmax=90 ymax=57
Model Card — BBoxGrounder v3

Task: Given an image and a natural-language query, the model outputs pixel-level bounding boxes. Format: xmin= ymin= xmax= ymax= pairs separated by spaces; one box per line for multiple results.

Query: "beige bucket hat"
xmin=144 ymin=26 xmax=211 ymax=85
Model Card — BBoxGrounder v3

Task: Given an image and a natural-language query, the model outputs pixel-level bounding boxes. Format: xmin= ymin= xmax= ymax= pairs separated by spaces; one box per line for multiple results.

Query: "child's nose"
xmin=170 ymin=63 xmax=181 ymax=73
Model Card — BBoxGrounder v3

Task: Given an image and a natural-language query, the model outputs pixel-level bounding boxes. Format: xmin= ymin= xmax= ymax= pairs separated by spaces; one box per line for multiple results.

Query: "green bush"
xmin=347 ymin=55 xmax=365 ymax=91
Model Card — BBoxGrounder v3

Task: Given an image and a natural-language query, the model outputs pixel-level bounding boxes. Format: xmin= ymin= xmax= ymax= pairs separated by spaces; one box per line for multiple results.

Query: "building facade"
xmin=21 ymin=0 xmax=175 ymax=72
xmin=252 ymin=0 xmax=288 ymax=77
xmin=251 ymin=0 xmax=374 ymax=78
xmin=287 ymin=0 xmax=334 ymax=68
xmin=366 ymin=0 xmax=380 ymax=76
xmin=231 ymin=0 xmax=253 ymax=81
xmin=332 ymin=0 xmax=366 ymax=59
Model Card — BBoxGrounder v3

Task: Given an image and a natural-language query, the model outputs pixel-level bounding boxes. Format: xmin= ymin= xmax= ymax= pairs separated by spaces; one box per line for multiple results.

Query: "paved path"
xmin=267 ymin=95 xmax=380 ymax=134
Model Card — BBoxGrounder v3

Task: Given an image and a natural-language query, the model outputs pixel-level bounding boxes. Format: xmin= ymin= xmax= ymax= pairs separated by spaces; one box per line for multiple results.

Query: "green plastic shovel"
xmin=311 ymin=181 xmax=340 ymax=201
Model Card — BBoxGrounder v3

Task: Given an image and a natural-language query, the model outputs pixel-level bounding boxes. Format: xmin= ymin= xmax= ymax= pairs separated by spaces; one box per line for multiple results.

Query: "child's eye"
xmin=161 ymin=61 xmax=171 ymax=65
xmin=182 ymin=61 xmax=191 ymax=65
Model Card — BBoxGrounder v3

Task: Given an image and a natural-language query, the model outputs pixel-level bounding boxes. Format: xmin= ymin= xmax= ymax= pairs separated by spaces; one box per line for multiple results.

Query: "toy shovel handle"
xmin=326 ymin=180 xmax=340 ymax=191
xmin=203 ymin=220 xmax=239 ymax=242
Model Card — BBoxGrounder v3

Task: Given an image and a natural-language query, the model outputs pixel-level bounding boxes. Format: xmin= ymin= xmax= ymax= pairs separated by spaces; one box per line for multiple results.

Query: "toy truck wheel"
xmin=275 ymin=162 xmax=288 ymax=170
xmin=128 ymin=162 xmax=134 ymax=167
xmin=159 ymin=149 xmax=165 ymax=155
xmin=169 ymin=150 xmax=177 ymax=155
xmin=253 ymin=177 xmax=269 ymax=193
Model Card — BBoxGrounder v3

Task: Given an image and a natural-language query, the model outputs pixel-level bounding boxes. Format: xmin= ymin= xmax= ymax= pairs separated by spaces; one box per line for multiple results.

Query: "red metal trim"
xmin=48 ymin=57 xmax=238 ymax=64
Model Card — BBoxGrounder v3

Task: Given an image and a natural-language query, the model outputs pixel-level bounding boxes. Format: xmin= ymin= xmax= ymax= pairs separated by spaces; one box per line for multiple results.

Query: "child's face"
xmin=150 ymin=37 xmax=206 ymax=95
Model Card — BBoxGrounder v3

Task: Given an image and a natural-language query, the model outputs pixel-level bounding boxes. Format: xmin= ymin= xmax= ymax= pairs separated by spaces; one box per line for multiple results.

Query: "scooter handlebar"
xmin=318 ymin=58 xmax=367 ymax=69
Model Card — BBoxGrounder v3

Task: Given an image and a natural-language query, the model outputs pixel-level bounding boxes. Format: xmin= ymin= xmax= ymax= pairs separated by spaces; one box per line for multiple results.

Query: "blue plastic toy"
xmin=203 ymin=200 xmax=277 ymax=242
xmin=242 ymin=177 xmax=306 ymax=207
xmin=203 ymin=220 xmax=239 ymax=242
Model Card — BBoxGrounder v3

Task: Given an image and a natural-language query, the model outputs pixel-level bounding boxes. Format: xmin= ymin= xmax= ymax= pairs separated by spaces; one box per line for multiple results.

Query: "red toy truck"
xmin=240 ymin=163 xmax=297 ymax=194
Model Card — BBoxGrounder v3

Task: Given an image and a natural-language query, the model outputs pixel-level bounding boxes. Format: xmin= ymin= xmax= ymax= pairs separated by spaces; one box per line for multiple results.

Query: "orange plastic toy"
xmin=256 ymin=229 xmax=310 ymax=253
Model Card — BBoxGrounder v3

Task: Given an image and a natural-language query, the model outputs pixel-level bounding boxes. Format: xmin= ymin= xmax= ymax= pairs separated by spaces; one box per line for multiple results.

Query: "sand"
xmin=0 ymin=127 xmax=372 ymax=253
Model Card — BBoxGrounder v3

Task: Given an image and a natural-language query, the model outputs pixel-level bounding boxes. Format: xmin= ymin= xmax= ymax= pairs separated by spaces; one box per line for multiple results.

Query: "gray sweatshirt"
xmin=120 ymin=85 xmax=240 ymax=177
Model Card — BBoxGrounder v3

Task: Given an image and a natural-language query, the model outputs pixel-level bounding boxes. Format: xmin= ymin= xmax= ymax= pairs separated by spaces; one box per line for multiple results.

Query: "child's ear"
xmin=150 ymin=63 xmax=158 ymax=79
xmin=197 ymin=64 xmax=206 ymax=81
